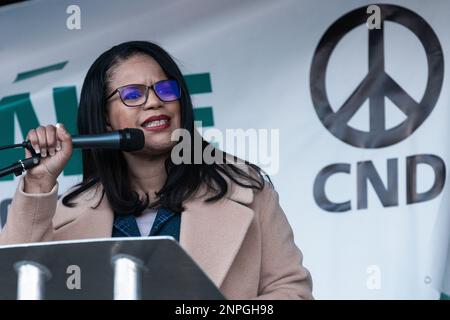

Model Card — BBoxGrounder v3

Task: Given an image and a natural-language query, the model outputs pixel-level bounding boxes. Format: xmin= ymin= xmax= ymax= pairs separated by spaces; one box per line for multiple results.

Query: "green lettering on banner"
xmin=53 ymin=86 xmax=82 ymax=176
xmin=0 ymin=94 xmax=40 ymax=181
xmin=14 ymin=61 xmax=68 ymax=82
xmin=193 ymin=106 xmax=214 ymax=127
xmin=184 ymin=73 xmax=212 ymax=95
xmin=184 ymin=73 xmax=214 ymax=127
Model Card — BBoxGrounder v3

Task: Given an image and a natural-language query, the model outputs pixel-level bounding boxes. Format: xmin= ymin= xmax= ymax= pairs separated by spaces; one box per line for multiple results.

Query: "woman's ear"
xmin=104 ymin=112 xmax=113 ymax=132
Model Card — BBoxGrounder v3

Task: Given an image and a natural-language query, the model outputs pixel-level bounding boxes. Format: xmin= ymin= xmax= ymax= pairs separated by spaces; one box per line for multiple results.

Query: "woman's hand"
xmin=23 ymin=123 xmax=73 ymax=193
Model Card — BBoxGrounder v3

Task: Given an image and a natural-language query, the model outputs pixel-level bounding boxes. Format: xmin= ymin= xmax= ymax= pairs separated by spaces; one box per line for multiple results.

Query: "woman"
xmin=0 ymin=41 xmax=312 ymax=299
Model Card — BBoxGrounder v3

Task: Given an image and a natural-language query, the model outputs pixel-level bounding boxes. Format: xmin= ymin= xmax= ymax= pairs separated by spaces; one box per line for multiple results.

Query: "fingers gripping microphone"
xmin=71 ymin=128 xmax=145 ymax=151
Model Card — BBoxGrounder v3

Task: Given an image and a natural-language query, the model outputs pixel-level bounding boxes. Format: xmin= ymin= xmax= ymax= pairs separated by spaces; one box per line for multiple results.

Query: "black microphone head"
xmin=120 ymin=128 xmax=145 ymax=151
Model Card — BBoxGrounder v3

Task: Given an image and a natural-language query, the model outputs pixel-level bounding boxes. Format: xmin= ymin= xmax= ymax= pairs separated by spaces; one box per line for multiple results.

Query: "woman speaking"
xmin=0 ymin=41 xmax=312 ymax=299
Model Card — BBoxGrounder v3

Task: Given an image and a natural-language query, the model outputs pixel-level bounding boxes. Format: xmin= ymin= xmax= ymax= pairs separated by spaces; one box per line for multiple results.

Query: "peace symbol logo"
xmin=310 ymin=4 xmax=444 ymax=148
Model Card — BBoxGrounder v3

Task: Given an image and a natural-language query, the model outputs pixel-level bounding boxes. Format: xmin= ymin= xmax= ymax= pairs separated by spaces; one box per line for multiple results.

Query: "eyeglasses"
xmin=106 ymin=79 xmax=181 ymax=107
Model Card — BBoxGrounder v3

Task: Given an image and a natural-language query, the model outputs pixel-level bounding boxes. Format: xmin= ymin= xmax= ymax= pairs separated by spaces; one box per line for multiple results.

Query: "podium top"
xmin=0 ymin=237 xmax=225 ymax=300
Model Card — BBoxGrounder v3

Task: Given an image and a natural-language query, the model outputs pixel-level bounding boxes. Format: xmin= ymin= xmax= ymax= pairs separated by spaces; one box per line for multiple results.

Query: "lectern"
xmin=0 ymin=236 xmax=225 ymax=300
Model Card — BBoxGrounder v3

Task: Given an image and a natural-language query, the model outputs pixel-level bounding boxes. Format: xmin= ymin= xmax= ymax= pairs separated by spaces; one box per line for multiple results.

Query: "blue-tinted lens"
xmin=119 ymin=85 xmax=146 ymax=106
xmin=154 ymin=80 xmax=181 ymax=102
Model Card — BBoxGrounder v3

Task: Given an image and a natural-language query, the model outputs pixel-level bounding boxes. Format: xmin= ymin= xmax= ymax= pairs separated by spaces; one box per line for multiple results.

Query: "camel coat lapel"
xmin=179 ymin=182 xmax=254 ymax=287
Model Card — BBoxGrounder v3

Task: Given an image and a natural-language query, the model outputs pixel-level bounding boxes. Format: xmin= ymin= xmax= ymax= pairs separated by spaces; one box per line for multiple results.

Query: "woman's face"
xmin=106 ymin=54 xmax=181 ymax=156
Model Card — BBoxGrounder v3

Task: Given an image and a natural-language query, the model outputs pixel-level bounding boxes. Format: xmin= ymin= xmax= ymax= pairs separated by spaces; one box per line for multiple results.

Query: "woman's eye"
xmin=124 ymin=91 xmax=142 ymax=100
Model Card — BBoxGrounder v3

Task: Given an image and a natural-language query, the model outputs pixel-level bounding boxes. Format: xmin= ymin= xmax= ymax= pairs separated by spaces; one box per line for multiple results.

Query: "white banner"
xmin=0 ymin=0 xmax=449 ymax=299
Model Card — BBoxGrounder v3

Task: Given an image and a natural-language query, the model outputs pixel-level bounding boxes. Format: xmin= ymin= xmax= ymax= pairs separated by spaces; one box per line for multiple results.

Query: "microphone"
xmin=0 ymin=129 xmax=145 ymax=178
xmin=71 ymin=128 xmax=145 ymax=151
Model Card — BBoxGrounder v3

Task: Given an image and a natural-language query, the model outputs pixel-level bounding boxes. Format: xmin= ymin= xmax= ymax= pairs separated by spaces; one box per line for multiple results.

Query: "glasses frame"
xmin=106 ymin=79 xmax=181 ymax=107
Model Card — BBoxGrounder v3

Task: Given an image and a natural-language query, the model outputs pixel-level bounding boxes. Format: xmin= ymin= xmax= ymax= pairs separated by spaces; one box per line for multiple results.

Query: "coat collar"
xmin=54 ymin=166 xmax=255 ymax=288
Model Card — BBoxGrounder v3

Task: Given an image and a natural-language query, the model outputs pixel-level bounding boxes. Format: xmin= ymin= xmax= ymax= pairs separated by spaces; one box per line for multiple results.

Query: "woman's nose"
xmin=142 ymin=89 xmax=162 ymax=110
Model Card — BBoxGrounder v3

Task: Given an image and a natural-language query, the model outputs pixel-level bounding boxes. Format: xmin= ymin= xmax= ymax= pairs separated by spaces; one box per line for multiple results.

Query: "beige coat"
xmin=0 ymin=175 xmax=313 ymax=299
